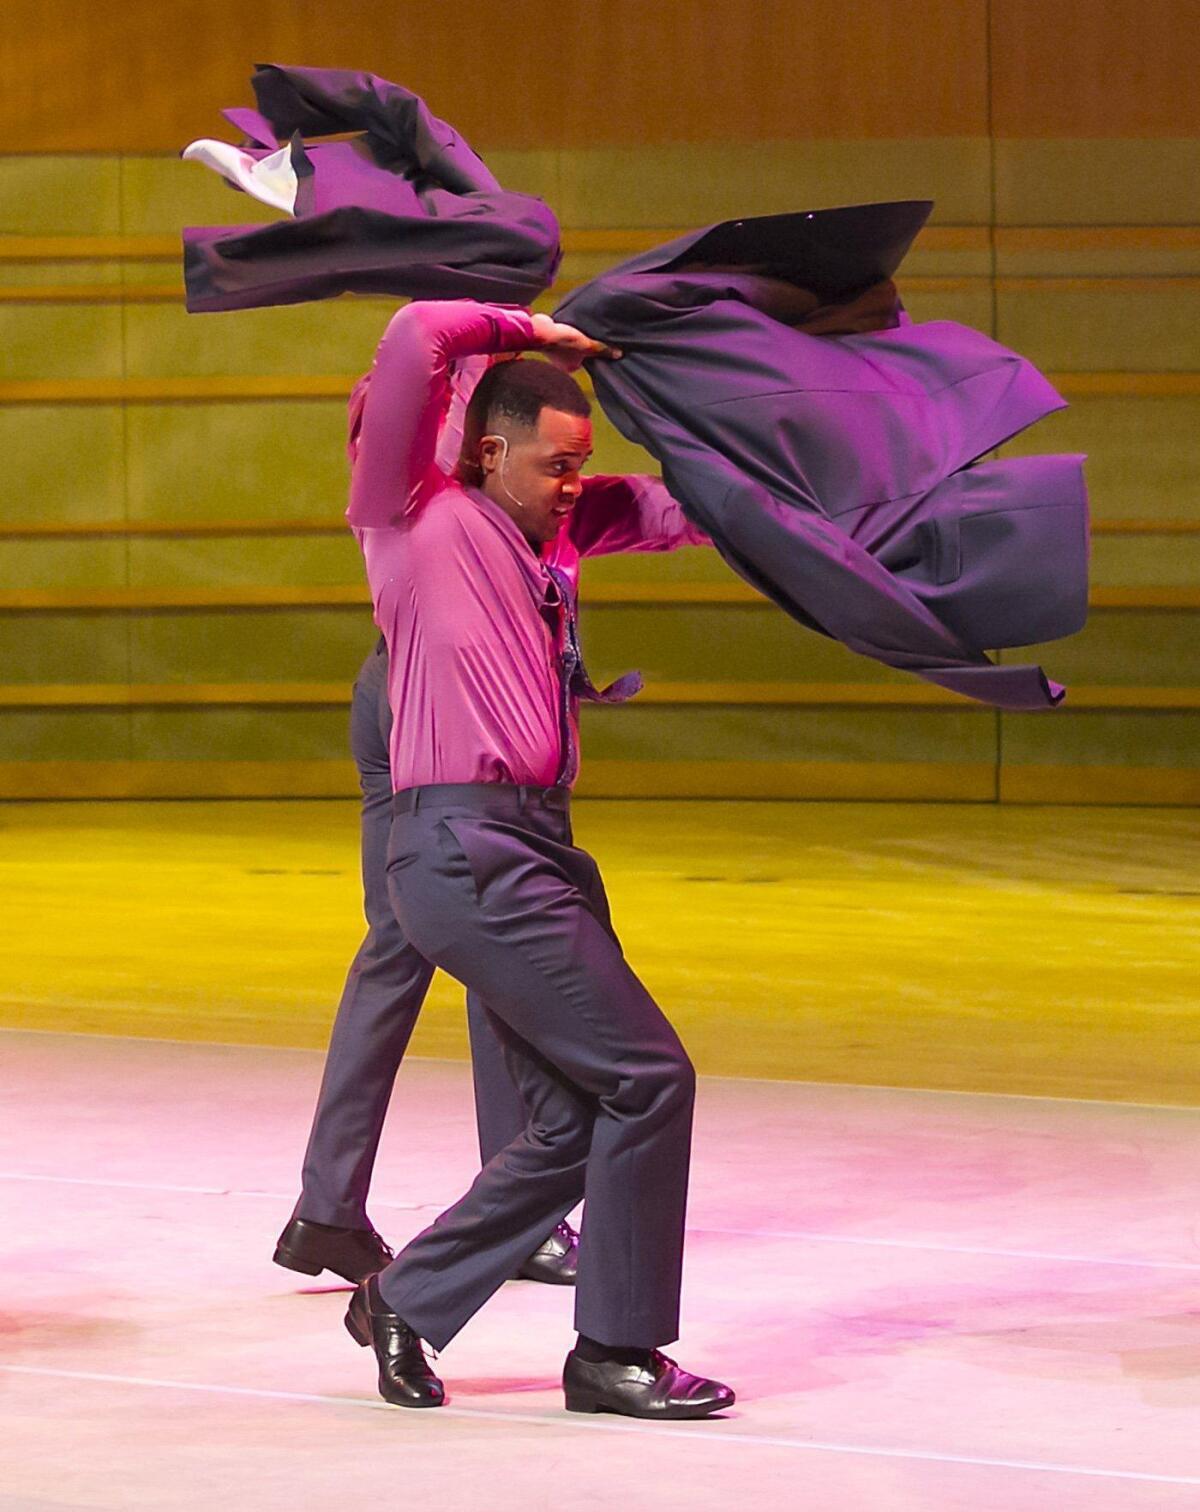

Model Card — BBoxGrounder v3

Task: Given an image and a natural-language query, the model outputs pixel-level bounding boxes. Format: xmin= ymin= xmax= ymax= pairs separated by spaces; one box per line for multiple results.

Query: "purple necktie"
xmin=544 ymin=564 xmax=643 ymax=786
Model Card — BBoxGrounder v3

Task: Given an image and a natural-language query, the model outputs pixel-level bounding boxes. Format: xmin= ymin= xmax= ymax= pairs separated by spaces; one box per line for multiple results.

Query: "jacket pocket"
xmin=911 ymin=455 xmax=1089 ymax=648
xmin=919 ymin=512 xmax=962 ymax=585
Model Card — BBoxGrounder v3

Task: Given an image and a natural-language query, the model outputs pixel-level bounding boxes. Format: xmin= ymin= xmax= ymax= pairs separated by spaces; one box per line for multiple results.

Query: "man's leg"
xmin=276 ymin=649 xmax=435 ymax=1278
xmin=466 ymin=986 xmax=579 ymax=1283
xmin=364 ymin=641 xmax=577 ymax=1279
xmin=466 ymin=990 xmax=526 ymax=1162
xmin=278 ymin=650 xmax=575 ymax=1283
xmin=348 ymin=793 xmax=731 ymax=1418
xmin=375 ymin=795 xmax=695 ymax=1352
xmin=290 ymin=784 xmax=435 ymax=1229
xmin=354 ymin=643 xmax=554 ymax=1174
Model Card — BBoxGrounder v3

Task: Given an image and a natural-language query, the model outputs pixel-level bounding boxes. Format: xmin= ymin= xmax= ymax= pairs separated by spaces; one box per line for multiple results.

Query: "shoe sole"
xmin=513 ymin=1268 xmax=577 ymax=1286
xmin=565 ymin=1391 xmax=736 ymax=1420
xmin=376 ymin=1388 xmax=445 ymax=1409
xmin=274 ymin=1244 xmax=367 ymax=1284
xmin=272 ymin=1243 xmax=325 ymax=1278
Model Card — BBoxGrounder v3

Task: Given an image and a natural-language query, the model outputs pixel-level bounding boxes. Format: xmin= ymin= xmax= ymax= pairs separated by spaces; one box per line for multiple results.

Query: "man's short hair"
xmin=458 ymin=358 xmax=590 ymax=482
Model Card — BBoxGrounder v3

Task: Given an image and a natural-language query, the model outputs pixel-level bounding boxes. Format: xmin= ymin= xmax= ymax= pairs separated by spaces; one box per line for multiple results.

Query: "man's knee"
xmin=619 ymin=1040 xmax=695 ymax=1124
xmin=514 ymin=1103 xmax=594 ymax=1171
xmin=663 ymin=1044 xmax=696 ymax=1108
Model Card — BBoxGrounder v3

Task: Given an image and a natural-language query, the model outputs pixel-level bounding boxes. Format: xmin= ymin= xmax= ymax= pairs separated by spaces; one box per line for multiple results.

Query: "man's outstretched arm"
xmin=569 ymin=474 xmax=712 ymax=558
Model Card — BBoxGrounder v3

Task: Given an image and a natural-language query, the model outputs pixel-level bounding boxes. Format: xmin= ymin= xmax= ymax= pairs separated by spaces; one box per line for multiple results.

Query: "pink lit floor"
xmin=2 ymin=1029 xmax=1199 ymax=1510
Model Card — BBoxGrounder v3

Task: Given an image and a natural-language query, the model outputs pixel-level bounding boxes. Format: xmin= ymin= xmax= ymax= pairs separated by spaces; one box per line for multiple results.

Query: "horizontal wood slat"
xmin=1090 ymin=520 xmax=1200 ymax=537
xmin=6 ymin=372 xmax=1197 ymax=405
xmin=2 ymin=516 xmax=1195 ymax=540
xmin=0 ymin=235 xmax=181 ymax=261
xmin=0 ymin=681 xmax=355 ymax=707
xmin=998 ymin=766 xmax=1200 ymax=805
xmin=0 ymin=759 xmax=358 ymax=801
xmin=0 ymin=227 xmax=992 ymax=264
xmin=996 ymin=276 xmax=1200 ymax=294
xmin=0 ymin=758 xmax=996 ymax=803
xmin=0 ymin=284 xmax=182 ymax=303
xmin=0 ymin=758 xmax=1195 ymax=804
xmin=997 ymin=228 xmax=1200 ymax=252
xmin=1045 ymin=374 xmax=1200 ymax=397
xmin=3 ymin=682 xmax=1197 ymax=712
xmin=0 ymin=584 xmax=370 ymax=610
xmin=0 ymin=583 xmax=1195 ymax=612
xmin=5 ymin=273 xmax=1200 ymax=306
xmin=0 ymin=377 xmax=355 ymax=403
xmin=4 ymin=227 xmax=1198 ymax=266
xmin=0 ymin=519 xmax=354 ymax=539
xmin=1090 ymin=587 xmax=1200 ymax=609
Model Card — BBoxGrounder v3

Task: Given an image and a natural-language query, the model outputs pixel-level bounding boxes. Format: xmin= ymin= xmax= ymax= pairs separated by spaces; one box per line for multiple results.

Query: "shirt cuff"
xmin=491 ymin=307 xmax=540 ymax=353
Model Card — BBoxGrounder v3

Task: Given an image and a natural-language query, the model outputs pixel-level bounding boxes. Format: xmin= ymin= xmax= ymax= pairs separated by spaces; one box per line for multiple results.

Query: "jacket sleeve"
xmin=347 ymin=301 xmax=537 ymax=529
xmin=250 ymin=65 xmax=500 ymax=193
xmin=569 ymin=474 xmax=712 ymax=557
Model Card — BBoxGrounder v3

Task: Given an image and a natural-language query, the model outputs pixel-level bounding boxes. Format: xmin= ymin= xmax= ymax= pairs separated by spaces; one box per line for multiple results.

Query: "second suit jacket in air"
xmin=555 ymin=202 xmax=1090 ymax=711
xmin=183 ymin=65 xmax=562 ymax=313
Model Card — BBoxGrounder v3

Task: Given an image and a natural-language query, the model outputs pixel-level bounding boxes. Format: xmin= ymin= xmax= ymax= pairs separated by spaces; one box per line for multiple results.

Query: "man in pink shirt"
xmin=338 ymin=298 xmax=734 ymax=1420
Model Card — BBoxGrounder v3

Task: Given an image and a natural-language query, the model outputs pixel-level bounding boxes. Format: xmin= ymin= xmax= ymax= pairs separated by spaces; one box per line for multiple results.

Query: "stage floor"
xmin=2 ymin=1029 xmax=1199 ymax=1509
xmin=1 ymin=799 xmax=1197 ymax=1101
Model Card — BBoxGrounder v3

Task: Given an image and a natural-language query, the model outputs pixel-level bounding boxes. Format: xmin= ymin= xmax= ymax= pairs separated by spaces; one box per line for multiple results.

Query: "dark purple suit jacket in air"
xmin=182 ymin=65 xmax=561 ymax=312
xmin=555 ymin=203 xmax=1089 ymax=710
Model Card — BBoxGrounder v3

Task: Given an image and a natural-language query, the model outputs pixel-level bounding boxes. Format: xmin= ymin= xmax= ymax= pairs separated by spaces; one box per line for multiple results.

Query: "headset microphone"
xmin=484 ymin=434 xmax=529 ymax=512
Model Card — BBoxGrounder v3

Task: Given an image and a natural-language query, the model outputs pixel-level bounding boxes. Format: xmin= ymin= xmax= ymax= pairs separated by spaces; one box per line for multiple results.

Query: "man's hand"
xmin=531 ymin=313 xmax=621 ymax=371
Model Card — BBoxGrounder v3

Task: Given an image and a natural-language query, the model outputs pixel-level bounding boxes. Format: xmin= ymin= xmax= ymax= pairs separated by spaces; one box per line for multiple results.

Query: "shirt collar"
xmin=465 ymin=485 xmax=540 ymax=552
xmin=463 ymin=484 xmax=581 ymax=601
xmin=464 ymin=485 xmax=554 ymax=596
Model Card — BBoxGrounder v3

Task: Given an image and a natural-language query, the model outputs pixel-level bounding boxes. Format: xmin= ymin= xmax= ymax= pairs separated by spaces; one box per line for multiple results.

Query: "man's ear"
xmin=478 ymin=434 xmax=507 ymax=475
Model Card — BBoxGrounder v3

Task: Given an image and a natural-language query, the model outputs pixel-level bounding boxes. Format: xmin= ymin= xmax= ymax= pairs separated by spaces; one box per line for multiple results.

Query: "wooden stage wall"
xmin=1 ymin=1 xmax=1198 ymax=803
xmin=2 ymin=0 xmax=1197 ymax=151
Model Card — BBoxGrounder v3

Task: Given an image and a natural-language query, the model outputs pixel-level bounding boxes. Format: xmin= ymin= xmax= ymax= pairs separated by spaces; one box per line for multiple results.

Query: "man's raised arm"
xmin=347 ymin=301 xmax=537 ymax=529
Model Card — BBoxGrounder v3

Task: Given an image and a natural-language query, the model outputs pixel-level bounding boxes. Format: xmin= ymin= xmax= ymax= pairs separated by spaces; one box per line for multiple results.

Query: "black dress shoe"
xmin=273 ymin=1216 xmax=394 ymax=1284
xmin=515 ymin=1220 xmax=579 ymax=1285
xmin=563 ymin=1348 xmax=735 ymax=1420
xmin=345 ymin=1275 xmax=445 ymax=1408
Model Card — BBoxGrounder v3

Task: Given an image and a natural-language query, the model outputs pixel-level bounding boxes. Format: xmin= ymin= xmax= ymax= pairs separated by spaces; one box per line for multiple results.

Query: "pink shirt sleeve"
xmin=433 ymin=352 xmax=492 ymax=474
xmin=347 ymin=301 xmax=538 ymax=529
xmin=568 ymin=474 xmax=712 ymax=558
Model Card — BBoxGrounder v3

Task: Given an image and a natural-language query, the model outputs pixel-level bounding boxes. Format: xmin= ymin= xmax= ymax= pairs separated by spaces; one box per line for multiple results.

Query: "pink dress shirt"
xmin=346 ymin=300 xmax=708 ymax=792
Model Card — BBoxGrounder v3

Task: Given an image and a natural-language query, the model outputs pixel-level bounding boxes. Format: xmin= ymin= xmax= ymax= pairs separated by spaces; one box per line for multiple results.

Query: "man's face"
xmin=479 ymin=408 xmax=593 ymax=548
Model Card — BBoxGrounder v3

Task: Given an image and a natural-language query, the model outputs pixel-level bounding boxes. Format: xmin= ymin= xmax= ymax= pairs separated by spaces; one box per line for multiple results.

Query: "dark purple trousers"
xmin=376 ymin=784 xmax=695 ymax=1351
